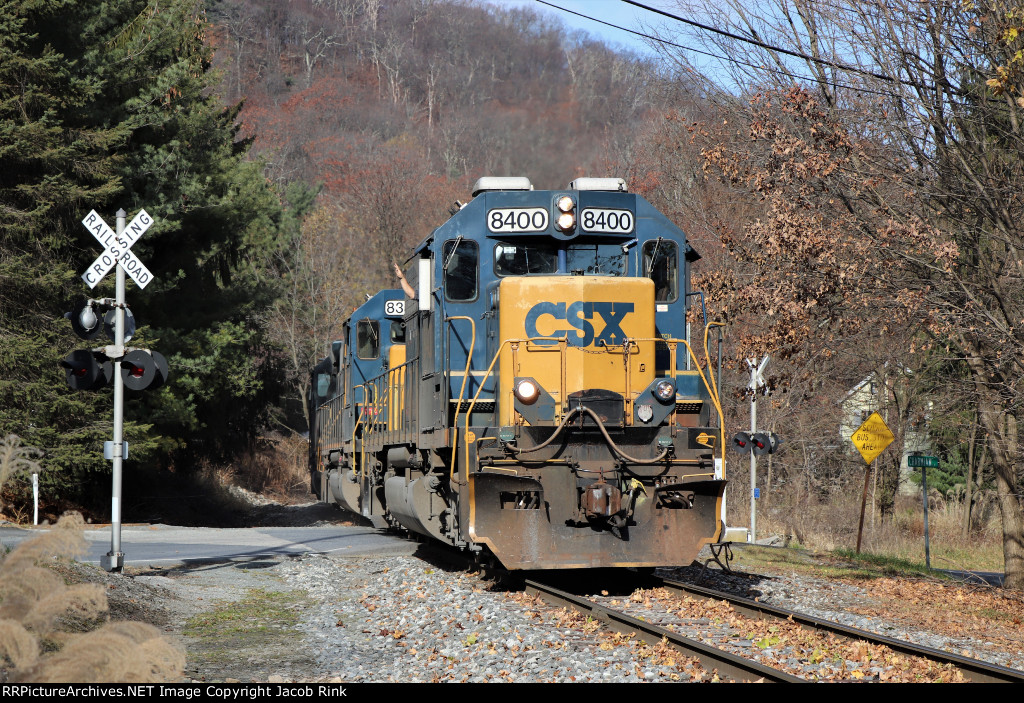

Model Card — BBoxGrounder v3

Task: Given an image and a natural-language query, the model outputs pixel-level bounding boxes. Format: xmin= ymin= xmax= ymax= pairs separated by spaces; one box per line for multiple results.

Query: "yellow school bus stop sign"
xmin=851 ymin=412 xmax=895 ymax=464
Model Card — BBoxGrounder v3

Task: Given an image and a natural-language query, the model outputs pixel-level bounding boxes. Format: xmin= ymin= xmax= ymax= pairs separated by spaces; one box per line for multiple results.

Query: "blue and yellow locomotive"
xmin=309 ymin=176 xmax=727 ymax=570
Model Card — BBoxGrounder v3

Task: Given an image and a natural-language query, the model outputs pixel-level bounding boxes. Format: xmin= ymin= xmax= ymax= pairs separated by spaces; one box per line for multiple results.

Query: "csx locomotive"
xmin=309 ymin=177 xmax=727 ymax=569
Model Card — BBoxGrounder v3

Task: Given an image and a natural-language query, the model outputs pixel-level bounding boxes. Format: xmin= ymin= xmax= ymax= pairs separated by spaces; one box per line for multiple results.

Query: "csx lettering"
xmin=525 ymin=301 xmax=634 ymax=347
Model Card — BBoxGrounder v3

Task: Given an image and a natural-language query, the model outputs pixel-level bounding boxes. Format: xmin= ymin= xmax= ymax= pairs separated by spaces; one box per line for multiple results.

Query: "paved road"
xmin=0 ymin=522 xmax=418 ymax=568
xmin=2 ymin=521 xmax=1006 ymax=586
xmin=941 ymin=568 xmax=1004 ymax=587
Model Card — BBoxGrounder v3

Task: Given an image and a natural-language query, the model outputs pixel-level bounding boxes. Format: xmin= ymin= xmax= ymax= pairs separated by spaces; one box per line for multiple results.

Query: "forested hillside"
xmin=203 ymin=0 xmax=677 ymax=428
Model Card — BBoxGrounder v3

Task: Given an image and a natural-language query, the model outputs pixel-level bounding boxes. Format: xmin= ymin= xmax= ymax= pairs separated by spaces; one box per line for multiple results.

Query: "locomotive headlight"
xmin=556 ymin=212 xmax=575 ymax=231
xmin=654 ymin=380 xmax=676 ymax=403
xmin=514 ymin=378 xmax=540 ymax=405
xmin=556 ymin=195 xmax=575 ymax=212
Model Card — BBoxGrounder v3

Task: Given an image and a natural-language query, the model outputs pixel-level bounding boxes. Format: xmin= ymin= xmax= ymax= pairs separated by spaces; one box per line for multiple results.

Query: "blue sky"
xmin=486 ymin=0 xmax=680 ymax=58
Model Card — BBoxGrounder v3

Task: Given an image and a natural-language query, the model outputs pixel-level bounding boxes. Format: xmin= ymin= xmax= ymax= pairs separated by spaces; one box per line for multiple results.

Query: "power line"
xmin=533 ymin=0 xmax=903 ymax=100
xmin=621 ymin=0 xmax=920 ymax=88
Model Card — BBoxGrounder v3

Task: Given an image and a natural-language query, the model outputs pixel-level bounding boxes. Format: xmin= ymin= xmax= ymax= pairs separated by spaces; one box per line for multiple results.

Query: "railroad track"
xmin=523 ymin=573 xmax=1024 ymax=683
xmin=524 ymin=577 xmax=801 ymax=682
xmin=656 ymin=576 xmax=1024 ymax=683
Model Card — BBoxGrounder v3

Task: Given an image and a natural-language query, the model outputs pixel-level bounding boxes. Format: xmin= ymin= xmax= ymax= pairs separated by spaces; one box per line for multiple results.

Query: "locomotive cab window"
xmin=493 ymin=242 xmax=557 ymax=276
xmin=566 ymin=242 xmax=625 ymax=276
xmin=356 ymin=319 xmax=380 ymax=359
xmin=316 ymin=373 xmax=332 ymax=399
xmin=443 ymin=239 xmax=478 ymax=301
xmin=643 ymin=238 xmax=679 ymax=302
xmin=390 ymin=320 xmax=406 ymax=344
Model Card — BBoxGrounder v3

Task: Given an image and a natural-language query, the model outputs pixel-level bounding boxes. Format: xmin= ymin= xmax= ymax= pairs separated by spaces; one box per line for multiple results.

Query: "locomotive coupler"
xmin=580 ymin=479 xmax=623 ymax=521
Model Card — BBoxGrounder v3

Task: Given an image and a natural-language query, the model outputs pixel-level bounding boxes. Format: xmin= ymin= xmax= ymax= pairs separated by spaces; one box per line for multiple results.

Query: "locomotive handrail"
xmin=459 ymin=337 xmax=555 ymax=484
xmin=514 ymin=332 xmax=726 ymax=473
xmin=451 ymin=330 xmax=726 ymax=483
xmin=445 ymin=316 xmax=476 ymax=485
xmin=702 ymin=321 xmax=726 ymax=411
xmin=704 ymin=321 xmax=728 ymax=473
xmin=314 ymin=392 xmax=347 ymax=477
xmin=627 ymin=332 xmax=727 ymax=472
xmin=352 ymin=384 xmax=368 ymax=482
xmin=445 ymin=317 xmax=477 ymax=427
xmin=358 ymin=357 xmax=419 ymax=448
xmin=386 ymin=361 xmax=408 ymax=440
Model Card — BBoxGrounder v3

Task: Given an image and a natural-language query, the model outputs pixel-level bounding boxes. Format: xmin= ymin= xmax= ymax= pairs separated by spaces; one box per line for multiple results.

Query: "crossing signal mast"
xmin=727 ymin=356 xmax=782 ymax=542
xmin=62 ymin=208 xmax=166 ymax=572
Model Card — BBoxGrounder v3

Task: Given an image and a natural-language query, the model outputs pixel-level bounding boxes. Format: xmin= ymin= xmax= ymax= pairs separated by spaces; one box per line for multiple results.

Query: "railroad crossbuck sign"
xmin=850 ymin=412 xmax=895 ymax=464
xmin=81 ymin=209 xmax=155 ymax=289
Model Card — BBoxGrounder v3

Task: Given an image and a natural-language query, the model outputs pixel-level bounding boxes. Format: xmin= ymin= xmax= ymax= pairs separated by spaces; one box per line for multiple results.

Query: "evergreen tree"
xmin=0 ymin=0 xmax=283 ymax=509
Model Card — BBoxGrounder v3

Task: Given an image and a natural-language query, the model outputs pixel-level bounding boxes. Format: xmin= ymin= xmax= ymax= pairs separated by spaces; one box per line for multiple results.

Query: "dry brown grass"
xmin=14 ymin=620 xmax=185 ymax=683
xmin=234 ymin=432 xmax=309 ymax=499
xmin=751 ymin=482 xmax=1005 ymax=573
xmin=0 ymin=436 xmax=185 ymax=682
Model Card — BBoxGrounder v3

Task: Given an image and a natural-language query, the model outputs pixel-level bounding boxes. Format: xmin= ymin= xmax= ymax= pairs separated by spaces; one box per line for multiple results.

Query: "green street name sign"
xmin=907 ymin=455 xmax=939 ymax=468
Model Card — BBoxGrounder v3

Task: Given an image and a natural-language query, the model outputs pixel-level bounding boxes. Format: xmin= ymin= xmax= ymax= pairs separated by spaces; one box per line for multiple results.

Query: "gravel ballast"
xmin=32 ymin=504 xmax=1023 ymax=683
xmin=277 ymin=554 xmax=690 ymax=683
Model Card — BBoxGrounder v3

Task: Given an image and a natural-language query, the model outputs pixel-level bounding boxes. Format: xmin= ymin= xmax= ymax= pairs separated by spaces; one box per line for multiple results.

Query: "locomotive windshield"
xmin=316 ymin=373 xmax=332 ymax=398
xmin=493 ymin=242 xmax=557 ymax=276
xmin=390 ymin=320 xmax=406 ymax=343
xmin=566 ymin=242 xmax=626 ymax=276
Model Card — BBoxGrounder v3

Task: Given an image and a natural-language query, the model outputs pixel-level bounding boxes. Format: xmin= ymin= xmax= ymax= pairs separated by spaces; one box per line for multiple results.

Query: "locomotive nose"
xmin=498 ymin=276 xmax=656 ymax=427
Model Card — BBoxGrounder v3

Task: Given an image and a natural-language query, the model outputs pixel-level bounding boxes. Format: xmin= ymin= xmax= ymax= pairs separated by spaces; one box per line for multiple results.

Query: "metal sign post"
xmin=909 ymin=455 xmax=939 ymax=569
xmin=78 ymin=208 xmax=155 ymax=572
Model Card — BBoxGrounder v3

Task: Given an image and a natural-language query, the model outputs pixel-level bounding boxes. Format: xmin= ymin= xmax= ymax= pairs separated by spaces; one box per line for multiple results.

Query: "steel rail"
xmin=523 ymin=578 xmax=804 ymax=683
xmin=658 ymin=577 xmax=1024 ymax=683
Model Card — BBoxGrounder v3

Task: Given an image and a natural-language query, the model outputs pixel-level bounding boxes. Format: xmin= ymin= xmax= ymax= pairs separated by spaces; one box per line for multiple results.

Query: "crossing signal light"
xmin=61 ymin=350 xmax=113 ymax=391
xmin=752 ymin=432 xmax=782 ymax=456
xmin=731 ymin=431 xmax=751 ymax=453
xmin=120 ymin=350 xmax=168 ymax=391
xmin=103 ymin=307 xmax=136 ymax=343
xmin=751 ymin=432 xmax=770 ymax=456
xmin=730 ymin=431 xmax=782 ymax=455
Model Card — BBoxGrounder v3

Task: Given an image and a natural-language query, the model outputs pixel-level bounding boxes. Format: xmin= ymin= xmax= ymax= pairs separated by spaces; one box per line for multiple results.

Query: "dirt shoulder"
xmin=41 ymin=500 xmax=358 ymax=683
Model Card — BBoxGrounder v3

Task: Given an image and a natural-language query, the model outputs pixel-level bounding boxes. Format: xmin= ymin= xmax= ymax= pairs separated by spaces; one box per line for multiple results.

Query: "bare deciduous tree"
xmin=653 ymin=0 xmax=1024 ymax=587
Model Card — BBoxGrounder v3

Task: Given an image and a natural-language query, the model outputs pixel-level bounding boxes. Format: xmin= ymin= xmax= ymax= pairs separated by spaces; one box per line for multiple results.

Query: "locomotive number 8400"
xmin=309 ymin=176 xmax=728 ymax=570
